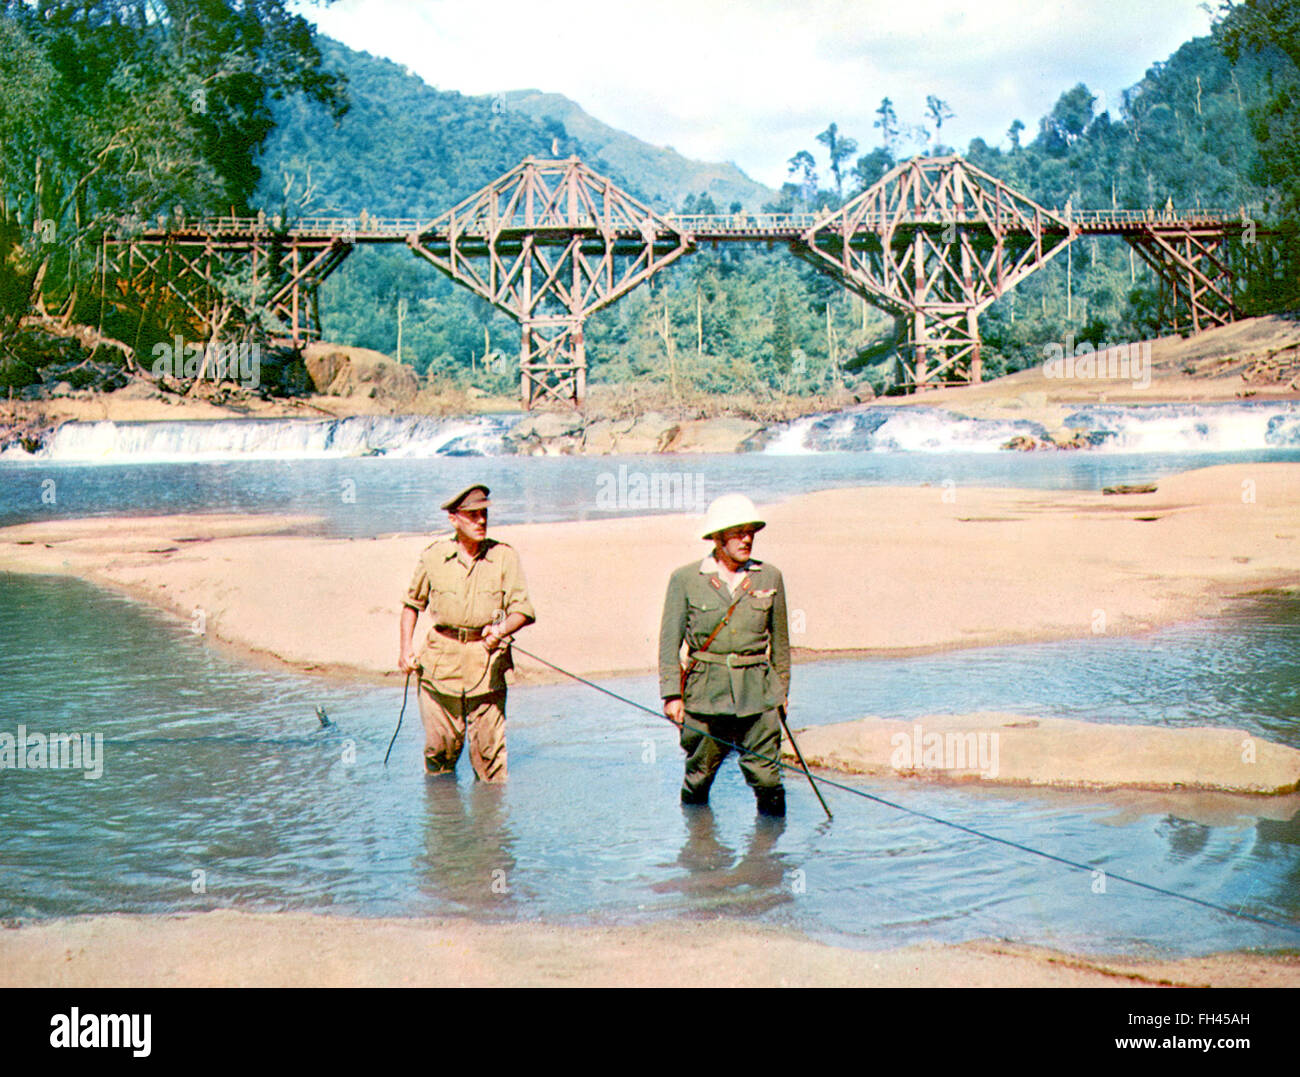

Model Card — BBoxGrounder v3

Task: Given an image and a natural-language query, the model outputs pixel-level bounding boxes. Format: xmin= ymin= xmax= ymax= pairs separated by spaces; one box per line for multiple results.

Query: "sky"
xmin=299 ymin=0 xmax=1218 ymax=190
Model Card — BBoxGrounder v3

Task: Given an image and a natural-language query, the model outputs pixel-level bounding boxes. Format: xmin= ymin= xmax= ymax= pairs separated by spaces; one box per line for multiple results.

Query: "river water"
xmin=0 ymin=575 xmax=1297 ymax=956
xmin=1 ymin=408 xmax=1298 ymax=956
xmin=3 ymin=449 xmax=1300 ymax=537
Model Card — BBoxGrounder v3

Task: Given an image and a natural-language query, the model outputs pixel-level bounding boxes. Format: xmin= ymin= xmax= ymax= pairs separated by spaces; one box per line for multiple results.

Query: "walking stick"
xmin=777 ymin=705 xmax=832 ymax=820
xmin=383 ymin=671 xmax=412 ymax=768
xmin=511 ymin=640 xmax=833 ymax=820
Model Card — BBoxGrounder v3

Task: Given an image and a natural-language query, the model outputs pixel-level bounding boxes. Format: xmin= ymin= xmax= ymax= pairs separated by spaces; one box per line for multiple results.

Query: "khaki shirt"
xmin=658 ymin=556 xmax=791 ymax=716
xmin=404 ymin=536 xmax=536 ymax=696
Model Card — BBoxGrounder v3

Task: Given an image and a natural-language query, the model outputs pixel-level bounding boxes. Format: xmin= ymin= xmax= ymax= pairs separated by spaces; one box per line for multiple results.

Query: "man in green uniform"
xmin=398 ymin=483 xmax=535 ymax=782
xmin=659 ymin=493 xmax=791 ymax=816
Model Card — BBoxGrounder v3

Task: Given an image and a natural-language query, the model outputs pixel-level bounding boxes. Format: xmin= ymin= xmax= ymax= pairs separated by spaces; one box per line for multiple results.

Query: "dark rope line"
xmin=511 ymin=642 xmax=1300 ymax=939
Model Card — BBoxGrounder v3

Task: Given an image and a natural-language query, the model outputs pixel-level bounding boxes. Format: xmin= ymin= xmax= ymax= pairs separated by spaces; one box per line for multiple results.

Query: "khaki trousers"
xmin=417 ymin=686 xmax=508 ymax=783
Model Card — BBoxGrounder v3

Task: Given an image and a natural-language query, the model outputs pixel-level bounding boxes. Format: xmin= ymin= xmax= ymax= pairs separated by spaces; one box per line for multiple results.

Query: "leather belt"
xmin=689 ymin=651 xmax=767 ymax=668
xmin=435 ymin=625 xmax=487 ymax=643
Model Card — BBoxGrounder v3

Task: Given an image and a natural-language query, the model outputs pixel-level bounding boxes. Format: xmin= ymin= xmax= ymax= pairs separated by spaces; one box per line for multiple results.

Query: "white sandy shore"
xmin=1 ymin=463 xmax=1297 ymax=686
xmin=785 ymin=713 xmax=1300 ymax=794
xmin=1 ymin=912 xmax=1296 ymax=988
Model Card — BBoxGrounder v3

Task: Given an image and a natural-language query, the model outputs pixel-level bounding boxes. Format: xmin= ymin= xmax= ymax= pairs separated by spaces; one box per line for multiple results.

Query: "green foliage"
xmin=0 ymin=0 xmax=344 ymax=374
xmin=1216 ymin=0 xmax=1300 ymax=214
xmin=6 ymin=2 xmax=1298 ymax=401
xmin=280 ymin=24 xmax=1299 ymax=396
xmin=960 ymin=27 xmax=1299 ymax=371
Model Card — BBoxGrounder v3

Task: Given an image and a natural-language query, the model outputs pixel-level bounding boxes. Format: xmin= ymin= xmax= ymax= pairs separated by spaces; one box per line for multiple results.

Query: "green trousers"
xmin=679 ymin=709 xmax=783 ymax=802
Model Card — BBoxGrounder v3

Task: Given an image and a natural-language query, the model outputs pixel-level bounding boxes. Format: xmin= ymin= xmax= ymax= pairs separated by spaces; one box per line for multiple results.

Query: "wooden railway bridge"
xmin=100 ymin=155 xmax=1262 ymax=407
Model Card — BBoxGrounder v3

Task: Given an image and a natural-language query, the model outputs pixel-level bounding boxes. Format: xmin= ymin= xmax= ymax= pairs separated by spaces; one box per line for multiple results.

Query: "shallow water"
xmin=2 ymin=448 xmax=1298 ymax=536
xmin=1 ymin=575 xmax=1297 ymax=956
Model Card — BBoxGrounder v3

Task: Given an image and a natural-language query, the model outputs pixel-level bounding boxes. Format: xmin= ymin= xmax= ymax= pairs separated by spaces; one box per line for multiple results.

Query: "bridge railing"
xmin=109 ymin=215 xmax=430 ymax=238
xmin=111 ymin=205 xmax=1263 ymax=241
xmin=1069 ymin=207 xmax=1255 ymax=226
xmin=667 ymin=212 xmax=824 ymax=232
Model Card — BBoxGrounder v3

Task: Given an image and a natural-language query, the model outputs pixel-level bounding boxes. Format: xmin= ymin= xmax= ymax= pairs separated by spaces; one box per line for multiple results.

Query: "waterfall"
xmin=4 ymin=414 xmax=514 ymax=462
xmin=762 ymin=402 xmax=1300 ymax=454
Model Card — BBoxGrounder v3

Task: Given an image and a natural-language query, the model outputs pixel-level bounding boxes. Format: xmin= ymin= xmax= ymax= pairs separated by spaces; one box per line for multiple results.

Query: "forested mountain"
xmin=257 ymin=40 xmax=591 ymax=218
xmin=256 ymin=18 xmax=1298 ymax=397
xmin=255 ymin=41 xmax=779 ymax=219
xmin=1 ymin=1 xmax=1295 ymax=399
xmin=253 ymin=38 xmax=790 ymax=390
xmin=499 ymin=90 xmax=776 ymax=212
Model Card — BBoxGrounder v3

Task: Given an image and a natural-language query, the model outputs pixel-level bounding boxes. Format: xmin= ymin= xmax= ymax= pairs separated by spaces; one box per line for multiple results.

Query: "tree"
xmin=149 ymin=0 xmax=348 ymax=208
xmin=852 ymin=147 xmax=894 ymax=192
xmin=873 ymin=97 xmax=902 ymax=158
xmin=771 ymin=289 xmax=793 ymax=380
xmin=1038 ymin=84 xmax=1096 ymax=154
xmin=1007 ymin=118 xmax=1026 ymax=150
xmin=786 ymin=150 xmax=818 ymax=203
xmin=1215 ymin=0 xmax=1300 ymax=214
xmin=924 ymin=94 xmax=955 ymax=153
xmin=5 ymin=2 xmax=346 ymax=211
xmin=0 ymin=0 xmax=348 ymax=379
xmin=681 ymin=191 xmax=719 ymax=215
xmin=0 ymin=9 xmax=223 ymax=341
xmin=816 ymin=122 xmax=858 ymax=199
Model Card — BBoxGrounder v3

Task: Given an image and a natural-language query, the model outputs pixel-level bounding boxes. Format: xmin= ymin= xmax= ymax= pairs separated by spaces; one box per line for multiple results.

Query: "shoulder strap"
xmin=679 ymin=576 xmax=752 ymax=695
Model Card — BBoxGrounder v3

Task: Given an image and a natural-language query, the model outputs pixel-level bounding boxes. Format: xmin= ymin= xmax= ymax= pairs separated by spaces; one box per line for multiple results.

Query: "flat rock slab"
xmin=784 ymin=712 xmax=1300 ymax=794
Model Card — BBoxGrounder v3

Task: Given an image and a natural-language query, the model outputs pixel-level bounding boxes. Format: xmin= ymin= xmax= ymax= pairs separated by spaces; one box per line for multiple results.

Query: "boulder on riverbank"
xmin=302 ymin=343 xmax=419 ymax=403
xmin=665 ymin=416 xmax=764 ymax=452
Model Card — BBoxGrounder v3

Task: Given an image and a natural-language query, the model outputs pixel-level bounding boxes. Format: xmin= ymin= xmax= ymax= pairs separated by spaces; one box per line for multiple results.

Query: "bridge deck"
xmin=110 ymin=207 xmax=1254 ymax=246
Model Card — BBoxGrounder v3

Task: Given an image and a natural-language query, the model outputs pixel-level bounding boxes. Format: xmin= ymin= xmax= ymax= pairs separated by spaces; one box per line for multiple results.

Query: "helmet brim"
xmin=703 ymin=519 xmax=766 ymax=541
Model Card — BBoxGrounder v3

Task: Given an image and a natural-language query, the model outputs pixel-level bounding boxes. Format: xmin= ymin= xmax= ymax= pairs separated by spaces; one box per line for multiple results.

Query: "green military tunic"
xmin=658 ymin=556 xmax=791 ymax=715
xmin=403 ymin=536 xmax=535 ymax=697
xmin=659 ymin=555 xmax=791 ymax=804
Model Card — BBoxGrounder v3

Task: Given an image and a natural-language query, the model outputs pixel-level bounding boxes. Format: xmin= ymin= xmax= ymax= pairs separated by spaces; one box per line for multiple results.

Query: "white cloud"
xmin=301 ymin=0 xmax=1217 ymax=189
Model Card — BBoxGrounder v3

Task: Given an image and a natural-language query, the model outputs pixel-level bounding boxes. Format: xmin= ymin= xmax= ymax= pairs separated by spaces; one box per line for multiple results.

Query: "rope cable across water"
xmin=509 ymin=641 xmax=1300 ymax=940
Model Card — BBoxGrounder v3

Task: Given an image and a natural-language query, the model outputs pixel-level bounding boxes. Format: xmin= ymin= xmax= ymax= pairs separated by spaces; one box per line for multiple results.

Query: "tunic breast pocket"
xmin=740 ymin=591 xmax=774 ymax=631
xmin=479 ymin=586 xmax=506 ymax=626
xmin=426 ymin=586 xmax=451 ymax=622
xmin=686 ymin=593 xmax=723 ymax=636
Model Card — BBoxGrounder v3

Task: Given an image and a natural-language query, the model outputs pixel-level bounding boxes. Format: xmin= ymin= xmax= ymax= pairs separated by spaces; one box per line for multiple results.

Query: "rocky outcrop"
xmin=586 ymin=413 xmax=680 ymax=454
xmin=664 ymin=417 xmax=764 ymax=453
xmin=0 ymin=414 xmax=56 ymax=455
xmin=1002 ymin=434 xmax=1052 ymax=451
xmin=302 ymin=343 xmax=419 ymax=403
xmin=502 ymin=411 xmax=588 ymax=455
xmin=504 ymin=411 xmax=763 ymax=455
xmin=1002 ymin=428 xmax=1098 ymax=451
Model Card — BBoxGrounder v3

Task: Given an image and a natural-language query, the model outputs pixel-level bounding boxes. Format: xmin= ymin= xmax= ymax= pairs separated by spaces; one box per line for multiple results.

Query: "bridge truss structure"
xmin=100 ymin=155 xmax=1263 ymax=407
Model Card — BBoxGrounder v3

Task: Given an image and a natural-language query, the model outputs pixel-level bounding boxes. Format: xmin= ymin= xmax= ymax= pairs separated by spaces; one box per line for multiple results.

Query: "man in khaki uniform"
xmin=398 ymin=484 xmax=535 ymax=781
xmin=659 ymin=493 xmax=791 ymax=816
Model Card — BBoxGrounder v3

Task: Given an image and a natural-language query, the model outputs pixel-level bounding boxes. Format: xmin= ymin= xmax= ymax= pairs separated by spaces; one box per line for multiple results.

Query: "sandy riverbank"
xmin=784 ymin=713 xmax=1300 ymax=795
xmin=2 ymin=463 xmax=1298 ymax=794
xmin=1 ymin=911 xmax=1295 ymax=987
xmin=1 ymin=463 xmax=1297 ymax=685
xmin=873 ymin=313 xmax=1300 ymax=426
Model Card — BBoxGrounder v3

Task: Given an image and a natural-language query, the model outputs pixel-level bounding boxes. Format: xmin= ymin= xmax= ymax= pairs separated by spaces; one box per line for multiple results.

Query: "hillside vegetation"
xmin=0 ymin=1 xmax=1296 ymax=406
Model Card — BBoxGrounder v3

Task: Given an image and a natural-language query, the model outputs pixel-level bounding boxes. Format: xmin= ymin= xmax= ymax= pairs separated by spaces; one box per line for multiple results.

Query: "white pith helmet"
xmin=701 ymin=493 xmax=766 ymax=540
